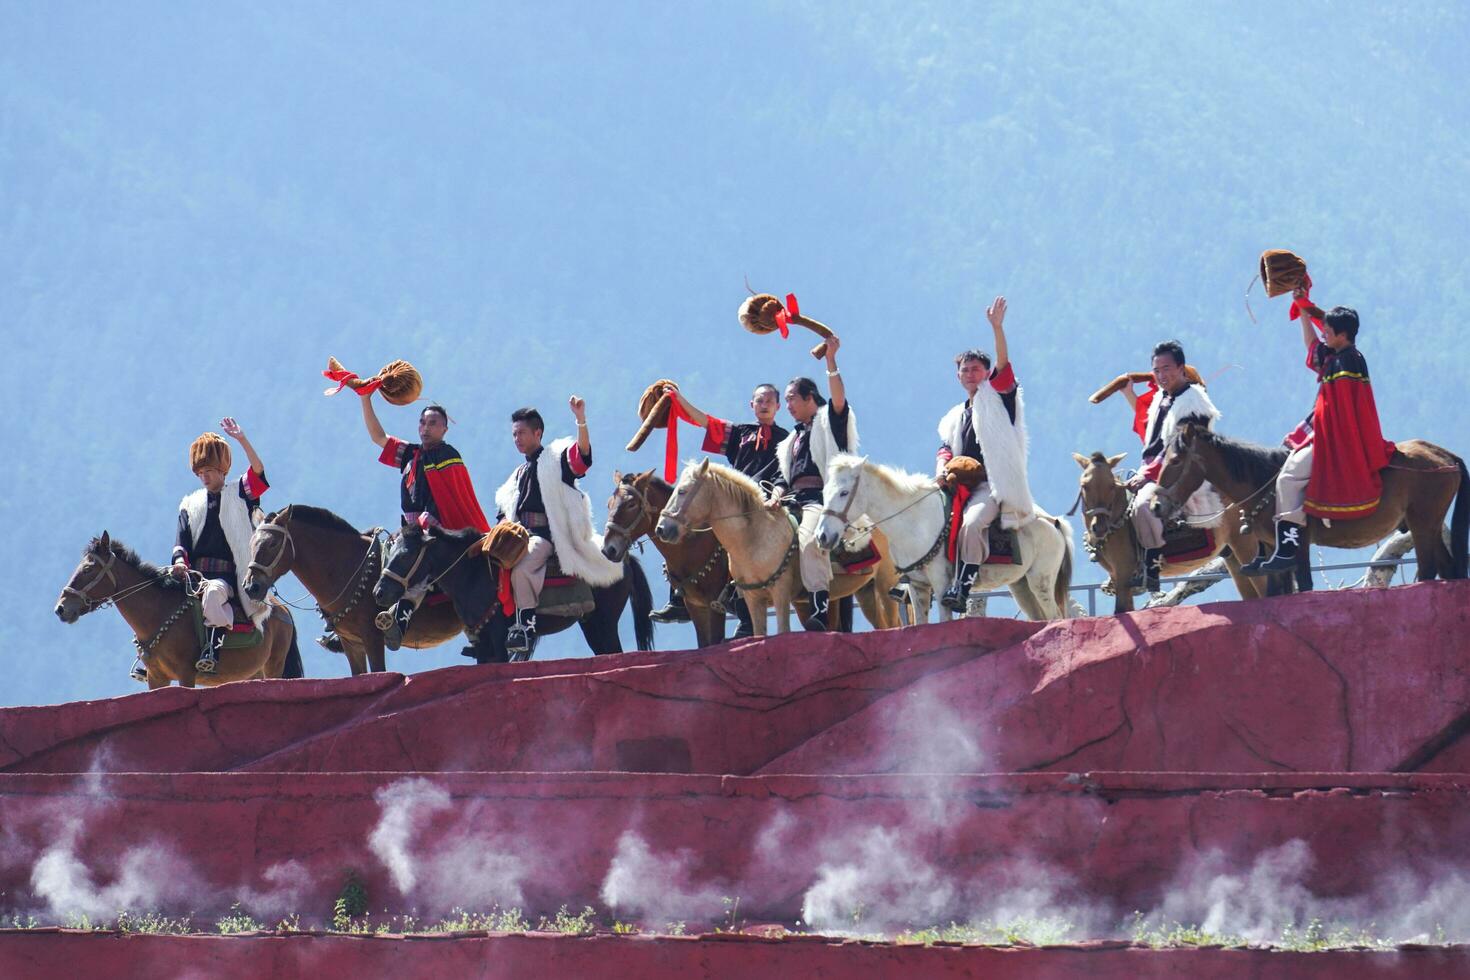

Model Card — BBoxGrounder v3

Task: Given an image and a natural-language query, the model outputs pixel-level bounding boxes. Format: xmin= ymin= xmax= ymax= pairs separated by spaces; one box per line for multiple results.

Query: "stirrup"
xmin=129 ymin=658 xmax=148 ymax=683
xmin=195 ymin=652 xmax=218 ymax=674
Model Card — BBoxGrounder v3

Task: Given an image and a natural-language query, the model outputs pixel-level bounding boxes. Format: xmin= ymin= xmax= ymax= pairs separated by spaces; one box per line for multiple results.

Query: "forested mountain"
xmin=3 ymin=2 xmax=1466 ymax=705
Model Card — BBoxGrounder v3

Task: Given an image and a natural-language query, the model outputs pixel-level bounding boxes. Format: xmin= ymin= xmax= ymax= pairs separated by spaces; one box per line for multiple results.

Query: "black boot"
xmin=129 ymin=657 xmax=148 ymax=683
xmin=801 ymin=590 xmax=831 ymax=632
xmin=195 ymin=627 xmax=223 ymax=674
xmin=1243 ymin=520 xmax=1303 ymax=576
xmin=316 ymin=630 xmax=345 ymax=653
xmin=378 ymin=599 xmax=416 ymax=651
xmin=1142 ymin=548 xmax=1163 ymax=594
xmin=732 ymin=592 xmax=755 ymax=639
xmin=506 ymin=609 xmax=538 ymax=662
xmin=940 ymin=563 xmax=980 ymax=613
xmin=649 ymin=584 xmax=692 ymax=624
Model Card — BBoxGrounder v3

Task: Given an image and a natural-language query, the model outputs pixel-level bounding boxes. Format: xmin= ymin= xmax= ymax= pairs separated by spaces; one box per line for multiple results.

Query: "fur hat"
xmin=626 ymin=379 xmax=677 ymax=451
xmin=738 ymin=291 xmax=834 ymax=359
xmin=190 ymin=433 xmax=232 ymax=474
xmin=944 ymin=456 xmax=986 ymax=489
xmin=478 ymin=521 xmax=531 ymax=570
xmin=324 ymin=357 xmax=423 ymax=406
xmin=1259 ymin=250 xmax=1308 ymax=298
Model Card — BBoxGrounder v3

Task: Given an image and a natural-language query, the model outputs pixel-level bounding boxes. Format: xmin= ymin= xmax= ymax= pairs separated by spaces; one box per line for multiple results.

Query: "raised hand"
xmin=569 ymin=395 xmax=587 ymax=421
xmin=220 ymin=417 xmax=245 ymax=440
xmin=986 ymin=296 xmax=1007 ymax=330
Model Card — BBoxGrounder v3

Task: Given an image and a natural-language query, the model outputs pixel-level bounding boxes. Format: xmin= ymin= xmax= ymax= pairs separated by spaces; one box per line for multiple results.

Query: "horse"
xmin=602 ymin=470 xmax=730 ymax=647
xmin=1153 ymin=422 xmax=1469 ymax=583
xmin=654 ymin=458 xmax=903 ymax=636
xmin=55 ymin=532 xmax=303 ymax=689
xmin=1073 ymin=451 xmax=1274 ymax=614
xmin=816 ymin=454 xmax=1077 ymax=622
xmin=242 ymin=505 xmax=469 ymax=675
xmin=372 ymin=523 xmax=655 ymax=662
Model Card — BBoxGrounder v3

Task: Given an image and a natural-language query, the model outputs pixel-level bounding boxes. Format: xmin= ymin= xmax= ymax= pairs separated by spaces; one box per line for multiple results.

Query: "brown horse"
xmin=55 ymin=532 xmax=303 ymax=689
xmin=602 ymin=470 xmax=729 ymax=647
xmin=242 ymin=505 xmax=467 ymax=675
xmin=655 ymin=458 xmax=902 ymax=635
xmin=1073 ymin=452 xmax=1270 ymax=614
xmin=1153 ymin=423 xmax=1469 ymax=582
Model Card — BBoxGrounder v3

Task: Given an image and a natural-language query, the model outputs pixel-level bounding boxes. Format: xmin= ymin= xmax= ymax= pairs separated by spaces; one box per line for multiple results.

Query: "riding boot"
xmin=732 ymin=592 xmax=755 ymax=639
xmin=378 ymin=599 xmax=416 ymax=652
xmin=1243 ymin=520 xmax=1303 ymax=575
xmin=129 ymin=657 xmax=148 ymax=683
xmin=649 ymin=584 xmax=692 ymax=624
xmin=316 ymin=630 xmax=345 ymax=653
xmin=195 ymin=627 xmax=223 ymax=674
xmin=506 ymin=609 xmax=538 ymax=662
xmin=715 ymin=581 xmax=739 ymax=616
xmin=940 ymin=563 xmax=980 ymax=613
xmin=801 ymin=590 xmax=831 ymax=632
xmin=1142 ymin=548 xmax=1164 ymax=594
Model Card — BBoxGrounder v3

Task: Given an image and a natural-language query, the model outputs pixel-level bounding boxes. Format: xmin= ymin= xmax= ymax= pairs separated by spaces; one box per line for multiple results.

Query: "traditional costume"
xmin=1247 ymin=329 xmax=1395 ymax=573
xmin=771 ymin=399 xmax=857 ymax=627
xmin=1128 ymin=376 xmax=1223 ymax=591
xmin=172 ymin=433 xmax=269 ymax=673
xmin=935 ymin=362 xmax=1032 ymax=610
xmin=495 ymin=436 xmax=622 ymax=655
xmin=375 ymin=435 xmax=490 ymax=648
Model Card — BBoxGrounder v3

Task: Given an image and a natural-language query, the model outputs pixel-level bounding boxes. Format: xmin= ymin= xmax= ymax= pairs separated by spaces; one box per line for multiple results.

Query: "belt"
xmin=519 ymin=512 xmax=550 ymax=528
xmin=194 ymin=557 xmax=235 ymax=575
xmin=792 ymin=476 xmax=824 ymax=491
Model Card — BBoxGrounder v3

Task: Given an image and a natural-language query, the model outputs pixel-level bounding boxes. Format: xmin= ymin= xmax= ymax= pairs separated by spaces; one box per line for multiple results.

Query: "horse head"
xmin=816 ymin=454 xmax=866 ymax=552
xmin=374 ymin=524 xmax=427 ymax=607
xmin=243 ymin=507 xmax=295 ymax=602
xmin=56 ymin=531 xmax=119 ymax=624
xmin=1152 ymin=421 xmax=1211 ymax=521
xmin=656 ymin=458 xmax=711 ymax=545
xmin=603 ymin=470 xmax=656 ymax=562
xmin=1073 ymin=452 xmax=1128 ymax=541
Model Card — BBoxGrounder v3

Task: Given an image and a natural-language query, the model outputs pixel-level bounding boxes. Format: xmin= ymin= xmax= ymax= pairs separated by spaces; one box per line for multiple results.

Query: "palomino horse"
xmin=816 ymin=454 xmax=1076 ymax=622
xmin=242 ymin=505 xmax=469 ymax=675
xmin=655 ymin=458 xmax=902 ymax=636
xmin=602 ymin=470 xmax=730 ymax=648
xmin=56 ymin=532 xmax=303 ymax=689
xmin=1074 ymin=451 xmax=1270 ymax=614
xmin=373 ymin=523 xmax=655 ymax=662
xmin=1153 ymin=422 xmax=1469 ymax=583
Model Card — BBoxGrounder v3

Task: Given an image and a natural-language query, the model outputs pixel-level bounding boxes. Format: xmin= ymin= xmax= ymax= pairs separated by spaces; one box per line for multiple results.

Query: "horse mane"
xmin=284 ymin=504 xmax=363 ymax=536
xmin=696 ymin=461 xmax=766 ymax=504
xmin=625 ymin=470 xmax=673 ymax=494
xmin=88 ymin=536 xmax=182 ymax=591
xmin=1192 ymin=427 xmax=1289 ymax=487
xmin=831 ymin=453 xmax=932 ymax=496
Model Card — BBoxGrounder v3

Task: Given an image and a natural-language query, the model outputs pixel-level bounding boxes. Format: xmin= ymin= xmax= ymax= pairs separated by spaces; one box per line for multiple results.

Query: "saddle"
xmin=1161 ymin=523 xmax=1216 ymax=563
xmin=984 ymin=524 xmax=1018 ymax=565
xmin=536 ymin=556 xmax=596 ymax=619
xmin=831 ymin=537 xmax=881 ymax=575
xmin=188 ymin=595 xmax=265 ymax=650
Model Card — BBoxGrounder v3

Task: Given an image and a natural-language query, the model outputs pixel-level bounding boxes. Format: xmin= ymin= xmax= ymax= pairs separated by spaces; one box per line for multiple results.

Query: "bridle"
xmin=379 ymin=533 xmax=431 ymax=591
xmin=1080 ymin=477 xmax=1131 ymax=558
xmin=820 ymin=468 xmax=863 ymax=527
xmin=657 ymin=472 xmax=712 ymax=538
xmin=605 ymin=479 xmax=658 ymax=543
xmin=248 ymin=521 xmax=297 ymax=584
xmin=60 ymin=548 xmax=121 ymax=613
xmin=1150 ymin=443 xmax=1209 ymax=519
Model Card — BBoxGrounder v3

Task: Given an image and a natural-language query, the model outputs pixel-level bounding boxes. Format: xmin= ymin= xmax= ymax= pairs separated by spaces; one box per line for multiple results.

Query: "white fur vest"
xmin=180 ymin=478 xmax=268 ymax=627
xmin=1143 ymin=383 xmax=1226 ymax=526
xmin=937 ymin=382 xmax=1034 ymax=529
xmin=495 ymin=437 xmax=624 ymax=587
xmin=776 ymin=404 xmax=859 ymax=486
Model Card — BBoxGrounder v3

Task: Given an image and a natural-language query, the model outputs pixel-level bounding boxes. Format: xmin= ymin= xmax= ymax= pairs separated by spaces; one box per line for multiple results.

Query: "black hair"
xmin=1324 ymin=306 xmax=1359 ymax=343
xmin=785 ymin=377 xmax=827 ymax=407
xmin=420 ymin=404 xmax=449 ymax=426
xmin=954 ymin=349 xmax=992 ymax=370
xmin=752 ymin=383 xmax=779 ymax=399
xmin=510 ymin=407 xmax=545 ymax=432
xmin=1152 ymin=340 xmax=1187 ymax=367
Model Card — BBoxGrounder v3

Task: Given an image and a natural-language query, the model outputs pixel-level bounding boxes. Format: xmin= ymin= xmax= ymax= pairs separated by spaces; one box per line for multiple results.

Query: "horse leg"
xmin=365 ymin=630 xmax=387 ymax=673
xmin=343 ymin=640 xmax=369 ymax=676
xmin=749 ymin=595 xmax=770 ymax=637
xmin=1406 ymin=511 xmax=1448 ymax=582
xmin=1220 ymin=548 xmax=1260 ymax=600
xmin=147 ymin=672 xmax=172 ymax=691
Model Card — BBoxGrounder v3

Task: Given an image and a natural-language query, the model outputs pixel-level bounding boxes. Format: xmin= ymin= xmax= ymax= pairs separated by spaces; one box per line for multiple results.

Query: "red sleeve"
xmin=1141 ymin=456 xmax=1163 ymax=482
xmin=567 ymin=442 xmax=589 ymax=477
xmin=243 ymin=468 xmax=269 ymax=499
xmin=703 ymin=415 xmax=730 ymax=455
xmin=1306 ymin=341 xmax=1328 ymax=375
xmin=1132 ymin=385 xmax=1157 ymax=444
xmin=936 ymin=445 xmax=954 ymax=464
xmin=988 ymin=362 xmax=1017 ymax=393
xmin=378 ymin=437 xmax=405 ymax=467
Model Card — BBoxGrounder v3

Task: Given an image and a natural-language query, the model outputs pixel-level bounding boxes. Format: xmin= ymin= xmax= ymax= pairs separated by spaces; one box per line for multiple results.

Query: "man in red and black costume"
xmin=352 ymin=391 xmax=490 ymax=649
xmin=1245 ymin=297 xmax=1395 ymax=574
xmin=656 ymin=383 xmax=789 ymax=637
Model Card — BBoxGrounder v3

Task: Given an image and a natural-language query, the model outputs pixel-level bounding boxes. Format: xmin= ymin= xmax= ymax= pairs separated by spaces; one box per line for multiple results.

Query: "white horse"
xmin=815 ymin=454 xmax=1077 ymax=622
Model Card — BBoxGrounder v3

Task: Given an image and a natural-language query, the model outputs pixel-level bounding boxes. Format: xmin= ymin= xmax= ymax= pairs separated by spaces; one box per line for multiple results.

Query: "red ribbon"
xmin=322 ymin=368 xmax=382 ymax=397
xmin=497 ymin=566 xmax=515 ymax=617
xmin=946 ymin=483 xmax=972 ymax=563
xmin=772 ymin=292 xmax=798 ymax=339
xmin=663 ymin=389 xmax=690 ymax=484
xmin=1288 ymin=273 xmax=1323 ymax=329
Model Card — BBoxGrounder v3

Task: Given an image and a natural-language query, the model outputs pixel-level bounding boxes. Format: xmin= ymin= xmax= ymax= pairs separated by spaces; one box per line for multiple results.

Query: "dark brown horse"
xmin=601 ymin=470 xmax=730 ymax=647
xmin=242 ymin=505 xmax=467 ymax=674
xmin=56 ymin=532 xmax=303 ymax=689
xmin=1153 ymin=422 xmax=1469 ymax=583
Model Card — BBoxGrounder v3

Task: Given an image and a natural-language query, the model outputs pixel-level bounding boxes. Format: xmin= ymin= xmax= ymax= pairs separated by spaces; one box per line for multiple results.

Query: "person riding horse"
xmin=934 ymin=295 xmax=1032 ymax=614
xmin=353 ymin=392 xmax=490 ymax=650
xmin=767 ymin=335 xmax=852 ymax=631
xmin=163 ymin=420 xmax=270 ymax=681
xmin=1243 ymin=298 xmax=1396 ymax=574
xmin=494 ymin=397 xmax=624 ymax=658
xmin=650 ymin=382 xmax=789 ymax=638
xmin=1123 ymin=340 xmax=1222 ymax=594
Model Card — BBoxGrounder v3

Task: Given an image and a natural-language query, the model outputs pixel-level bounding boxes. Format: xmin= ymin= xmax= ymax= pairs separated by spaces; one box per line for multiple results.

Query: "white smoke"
xmin=886 ymin=687 xmax=989 ymax=775
xmin=367 ymin=778 xmax=528 ymax=913
xmin=30 ymin=818 xmax=204 ymax=920
xmin=599 ymin=831 xmax=730 ymax=923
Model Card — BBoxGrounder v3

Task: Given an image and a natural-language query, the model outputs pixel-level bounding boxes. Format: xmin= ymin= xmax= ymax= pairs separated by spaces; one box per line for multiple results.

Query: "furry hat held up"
xmin=190 ymin=433 xmax=232 ymax=474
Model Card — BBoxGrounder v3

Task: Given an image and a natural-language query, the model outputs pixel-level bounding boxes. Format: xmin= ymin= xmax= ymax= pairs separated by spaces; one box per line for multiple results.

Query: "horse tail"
xmin=282 ymin=624 xmax=305 ymax=679
xmin=1050 ymin=516 xmax=1076 ymax=617
xmin=624 ymin=555 xmax=656 ymax=651
xmin=1450 ymin=455 xmax=1470 ymax=579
